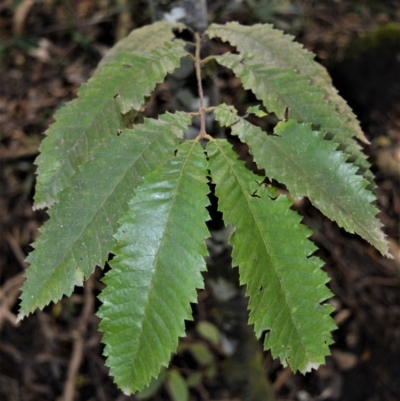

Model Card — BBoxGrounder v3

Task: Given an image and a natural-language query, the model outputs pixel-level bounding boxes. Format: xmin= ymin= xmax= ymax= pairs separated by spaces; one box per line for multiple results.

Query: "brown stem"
xmin=194 ymin=33 xmax=213 ymax=141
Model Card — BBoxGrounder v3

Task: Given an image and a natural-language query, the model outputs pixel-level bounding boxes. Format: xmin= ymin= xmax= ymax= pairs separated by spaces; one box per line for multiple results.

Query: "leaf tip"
xmin=122 ymin=387 xmax=132 ymax=396
xmin=16 ymin=312 xmax=25 ymax=324
xmin=17 ymin=300 xmax=35 ymax=323
xmin=303 ymin=361 xmax=321 ymax=374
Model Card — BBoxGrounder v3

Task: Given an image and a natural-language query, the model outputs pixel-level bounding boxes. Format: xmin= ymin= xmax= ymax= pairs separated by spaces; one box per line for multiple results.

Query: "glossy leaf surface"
xmin=98 ymin=141 xmax=210 ymax=393
xmin=215 ymin=104 xmax=389 ymax=257
xmin=19 ymin=113 xmax=191 ymax=318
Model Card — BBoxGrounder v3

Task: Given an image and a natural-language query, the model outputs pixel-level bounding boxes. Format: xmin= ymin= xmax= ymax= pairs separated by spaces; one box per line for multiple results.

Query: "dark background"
xmin=1 ymin=1 xmax=399 ymax=400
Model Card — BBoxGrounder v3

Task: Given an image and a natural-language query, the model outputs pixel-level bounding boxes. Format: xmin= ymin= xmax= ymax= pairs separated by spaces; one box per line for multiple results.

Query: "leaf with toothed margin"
xmin=214 ymin=104 xmax=390 ymax=257
xmin=214 ymin=52 xmax=373 ymax=184
xmin=206 ymin=21 xmax=369 ymax=144
xmin=98 ymin=140 xmax=210 ymax=394
xmin=18 ymin=112 xmax=191 ymax=319
xmin=34 ymin=37 xmax=188 ymax=209
xmin=207 ymin=139 xmax=336 ymax=373
xmin=97 ymin=20 xmax=186 ymax=70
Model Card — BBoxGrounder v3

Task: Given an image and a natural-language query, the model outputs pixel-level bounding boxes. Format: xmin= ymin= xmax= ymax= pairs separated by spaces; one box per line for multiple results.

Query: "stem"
xmin=200 ymin=55 xmax=215 ymax=65
xmin=189 ymin=106 xmax=216 ymax=117
xmin=194 ymin=33 xmax=213 ymax=141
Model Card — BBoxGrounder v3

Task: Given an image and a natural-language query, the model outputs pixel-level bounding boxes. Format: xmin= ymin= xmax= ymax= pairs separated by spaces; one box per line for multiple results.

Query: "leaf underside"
xmin=19 ymin=112 xmax=191 ymax=318
xmin=34 ymin=37 xmax=188 ymax=209
xmin=98 ymin=141 xmax=210 ymax=394
xmin=214 ymin=52 xmax=373 ymax=183
xmin=207 ymin=139 xmax=335 ymax=373
xmin=97 ymin=20 xmax=186 ymax=70
xmin=215 ymin=104 xmax=389 ymax=257
xmin=206 ymin=22 xmax=368 ymax=144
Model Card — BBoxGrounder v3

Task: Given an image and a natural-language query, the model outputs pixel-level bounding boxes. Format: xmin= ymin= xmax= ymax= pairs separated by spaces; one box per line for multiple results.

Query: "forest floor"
xmin=1 ymin=1 xmax=400 ymax=400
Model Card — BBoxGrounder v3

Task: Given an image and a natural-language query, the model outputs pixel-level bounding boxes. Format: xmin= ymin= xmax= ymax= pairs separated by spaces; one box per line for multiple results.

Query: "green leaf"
xmin=180 ymin=343 xmax=215 ymax=366
xmin=207 ymin=21 xmax=368 ymax=144
xmin=166 ymin=370 xmax=189 ymax=401
xmin=246 ymin=105 xmax=267 ymax=117
xmin=19 ymin=112 xmax=191 ymax=318
xmin=97 ymin=21 xmax=186 ymax=70
xmin=136 ymin=370 xmax=166 ymax=400
xmin=214 ymin=52 xmax=372 ymax=181
xmin=215 ymin=104 xmax=390 ymax=257
xmin=207 ymin=139 xmax=336 ymax=373
xmin=98 ymin=141 xmax=210 ymax=394
xmin=196 ymin=321 xmax=221 ymax=345
xmin=34 ymin=38 xmax=188 ymax=209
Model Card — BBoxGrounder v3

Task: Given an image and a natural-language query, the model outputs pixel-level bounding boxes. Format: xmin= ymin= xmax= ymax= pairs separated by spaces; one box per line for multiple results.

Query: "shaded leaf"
xmin=207 ymin=139 xmax=335 ymax=372
xmin=215 ymin=52 xmax=372 ymax=181
xmin=167 ymin=370 xmax=189 ymax=401
xmin=180 ymin=343 xmax=215 ymax=366
xmin=97 ymin=21 xmax=185 ymax=70
xmin=98 ymin=141 xmax=210 ymax=393
xmin=34 ymin=39 xmax=188 ymax=209
xmin=196 ymin=321 xmax=221 ymax=345
xmin=19 ymin=112 xmax=191 ymax=318
xmin=214 ymin=104 xmax=390 ymax=257
xmin=207 ymin=21 xmax=368 ymax=143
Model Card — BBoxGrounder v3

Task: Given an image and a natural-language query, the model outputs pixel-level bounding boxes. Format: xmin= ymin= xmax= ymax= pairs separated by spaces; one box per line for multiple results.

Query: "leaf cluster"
xmin=19 ymin=21 xmax=390 ymax=394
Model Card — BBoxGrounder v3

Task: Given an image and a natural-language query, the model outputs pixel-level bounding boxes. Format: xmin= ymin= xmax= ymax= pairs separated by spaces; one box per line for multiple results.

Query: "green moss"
xmin=345 ymin=22 xmax=400 ymax=61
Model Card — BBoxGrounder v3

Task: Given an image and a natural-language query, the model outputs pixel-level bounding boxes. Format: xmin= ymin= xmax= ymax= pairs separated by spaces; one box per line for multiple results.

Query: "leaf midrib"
xmin=34 ymin=132 xmax=171 ymax=304
xmin=129 ymin=141 xmax=198 ymax=384
xmin=210 ymin=23 xmax=310 ymax=71
xmin=213 ymin=141 xmax=312 ymax=362
xmin=237 ymin=121 xmax=373 ymax=242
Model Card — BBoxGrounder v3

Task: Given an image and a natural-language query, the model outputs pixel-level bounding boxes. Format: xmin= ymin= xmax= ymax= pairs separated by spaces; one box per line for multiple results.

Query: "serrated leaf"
xmin=207 ymin=139 xmax=335 ymax=373
xmin=207 ymin=22 xmax=368 ymax=144
xmin=98 ymin=141 xmax=210 ymax=393
xmin=136 ymin=370 xmax=166 ymax=400
xmin=214 ymin=104 xmax=390 ymax=257
xmin=215 ymin=52 xmax=372 ymax=182
xmin=34 ymin=39 xmax=188 ymax=209
xmin=97 ymin=21 xmax=186 ymax=70
xmin=246 ymin=105 xmax=267 ymax=117
xmin=19 ymin=112 xmax=191 ymax=318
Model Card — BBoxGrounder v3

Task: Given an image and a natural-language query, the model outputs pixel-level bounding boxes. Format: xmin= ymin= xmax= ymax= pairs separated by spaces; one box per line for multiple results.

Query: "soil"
xmin=1 ymin=1 xmax=400 ymax=401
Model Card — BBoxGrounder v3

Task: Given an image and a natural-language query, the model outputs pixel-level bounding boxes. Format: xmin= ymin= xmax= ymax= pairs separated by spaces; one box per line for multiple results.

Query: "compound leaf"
xmin=207 ymin=139 xmax=335 ymax=373
xmin=98 ymin=140 xmax=210 ymax=394
xmin=19 ymin=112 xmax=191 ymax=318
xmin=207 ymin=22 xmax=368 ymax=144
xmin=215 ymin=104 xmax=390 ymax=257
xmin=34 ymin=38 xmax=188 ymax=209
xmin=214 ymin=52 xmax=372 ymax=182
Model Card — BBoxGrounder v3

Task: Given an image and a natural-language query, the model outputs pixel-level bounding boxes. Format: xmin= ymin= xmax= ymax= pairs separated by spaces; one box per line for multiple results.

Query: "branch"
xmin=195 ymin=33 xmax=212 ymax=141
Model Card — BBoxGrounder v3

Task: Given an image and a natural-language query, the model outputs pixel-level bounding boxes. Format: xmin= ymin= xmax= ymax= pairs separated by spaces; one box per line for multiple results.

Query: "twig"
xmin=5 ymin=233 xmax=29 ymax=270
xmin=62 ymin=276 xmax=95 ymax=401
xmin=0 ymin=233 xmax=27 ymax=328
xmin=200 ymin=55 xmax=215 ymax=65
xmin=194 ymin=33 xmax=213 ymax=141
xmin=189 ymin=106 xmax=216 ymax=117
xmin=0 ymin=272 xmax=24 ymax=329
xmin=62 ymin=330 xmax=84 ymax=401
